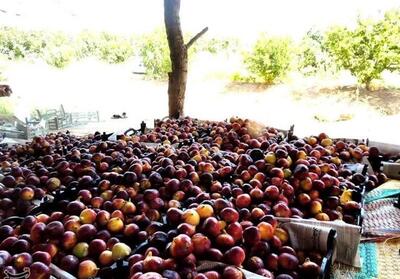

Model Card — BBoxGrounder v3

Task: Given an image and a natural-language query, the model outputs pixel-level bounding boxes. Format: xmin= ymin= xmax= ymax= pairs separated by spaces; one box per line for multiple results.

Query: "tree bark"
xmin=365 ymin=79 xmax=373 ymax=91
xmin=164 ymin=0 xmax=187 ymax=119
xmin=164 ymin=0 xmax=207 ymax=119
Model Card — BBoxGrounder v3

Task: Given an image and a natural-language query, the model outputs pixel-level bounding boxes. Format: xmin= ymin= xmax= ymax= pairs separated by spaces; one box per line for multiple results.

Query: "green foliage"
xmin=138 ymin=30 xmax=238 ymax=80
xmin=0 ymin=55 xmax=6 ymax=82
xmin=44 ymin=45 xmax=75 ymax=68
xmin=193 ymin=37 xmax=239 ymax=54
xmin=138 ymin=29 xmax=171 ymax=80
xmin=237 ymin=35 xmax=292 ymax=83
xmin=230 ymin=71 xmax=255 ymax=82
xmin=74 ymin=31 xmax=134 ymax=63
xmin=0 ymin=99 xmax=14 ymax=115
xmin=74 ymin=31 xmax=101 ymax=59
xmin=324 ymin=10 xmax=400 ymax=89
xmin=378 ymin=10 xmax=400 ymax=70
xmin=0 ymin=26 xmax=237 ymax=78
xmin=96 ymin=32 xmax=134 ymax=63
xmin=42 ymin=32 xmax=75 ymax=68
xmin=0 ymin=27 xmax=46 ymax=59
xmin=296 ymin=29 xmax=336 ymax=76
xmin=0 ymin=27 xmax=134 ymax=68
xmin=3 ymin=9 xmax=399 ymax=85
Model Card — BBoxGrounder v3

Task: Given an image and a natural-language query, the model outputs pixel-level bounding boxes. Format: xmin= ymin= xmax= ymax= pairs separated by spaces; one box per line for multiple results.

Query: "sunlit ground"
xmin=3 ymin=53 xmax=400 ymax=144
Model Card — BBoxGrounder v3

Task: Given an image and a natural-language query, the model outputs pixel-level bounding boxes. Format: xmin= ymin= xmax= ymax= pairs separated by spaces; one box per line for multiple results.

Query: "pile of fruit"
xmin=0 ymin=117 xmax=387 ymax=279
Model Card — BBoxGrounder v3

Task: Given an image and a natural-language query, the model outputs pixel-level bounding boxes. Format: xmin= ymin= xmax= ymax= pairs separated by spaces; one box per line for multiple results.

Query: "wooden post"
xmin=164 ymin=0 xmax=208 ymax=119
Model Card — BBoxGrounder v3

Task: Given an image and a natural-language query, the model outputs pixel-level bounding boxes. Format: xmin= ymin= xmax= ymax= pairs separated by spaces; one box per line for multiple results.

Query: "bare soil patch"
xmin=224 ymin=82 xmax=272 ymax=92
xmin=294 ymin=85 xmax=400 ymax=115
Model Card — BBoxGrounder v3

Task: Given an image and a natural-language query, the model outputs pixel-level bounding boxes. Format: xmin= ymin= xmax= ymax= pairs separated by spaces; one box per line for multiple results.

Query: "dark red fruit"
xmin=32 ymin=251 xmax=52 ymax=266
xmin=224 ymin=246 xmax=245 ymax=266
xmin=29 ymin=262 xmax=51 ymax=279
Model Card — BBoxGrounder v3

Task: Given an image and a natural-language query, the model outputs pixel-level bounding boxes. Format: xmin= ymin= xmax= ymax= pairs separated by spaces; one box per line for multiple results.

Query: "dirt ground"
xmin=297 ymin=85 xmax=400 ymax=116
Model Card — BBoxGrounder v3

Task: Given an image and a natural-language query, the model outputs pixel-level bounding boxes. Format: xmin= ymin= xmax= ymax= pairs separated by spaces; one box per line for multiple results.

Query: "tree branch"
xmin=186 ymin=27 xmax=209 ymax=49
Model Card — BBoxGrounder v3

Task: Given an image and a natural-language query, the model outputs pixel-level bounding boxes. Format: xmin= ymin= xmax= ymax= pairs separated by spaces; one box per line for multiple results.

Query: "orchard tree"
xmin=164 ymin=0 xmax=208 ymax=118
xmin=243 ymin=35 xmax=292 ymax=84
xmin=324 ymin=10 xmax=400 ymax=90
xmin=380 ymin=9 xmax=400 ymax=71
xmin=296 ymin=29 xmax=336 ymax=75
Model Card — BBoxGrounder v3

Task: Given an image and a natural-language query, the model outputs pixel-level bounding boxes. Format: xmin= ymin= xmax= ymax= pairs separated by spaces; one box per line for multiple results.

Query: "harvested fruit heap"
xmin=0 ymin=117 xmax=388 ymax=279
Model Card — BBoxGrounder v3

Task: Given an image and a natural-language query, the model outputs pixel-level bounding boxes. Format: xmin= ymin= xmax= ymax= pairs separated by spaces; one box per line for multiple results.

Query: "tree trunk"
xmin=164 ymin=0 xmax=187 ymax=119
xmin=164 ymin=0 xmax=208 ymax=119
xmin=365 ymin=79 xmax=372 ymax=91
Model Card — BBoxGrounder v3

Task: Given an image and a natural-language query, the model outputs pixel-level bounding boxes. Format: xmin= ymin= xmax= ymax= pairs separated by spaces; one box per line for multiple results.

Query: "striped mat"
xmin=364 ymin=179 xmax=400 ymax=203
xmin=331 ymin=180 xmax=400 ymax=278
xmin=331 ymin=239 xmax=400 ymax=279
